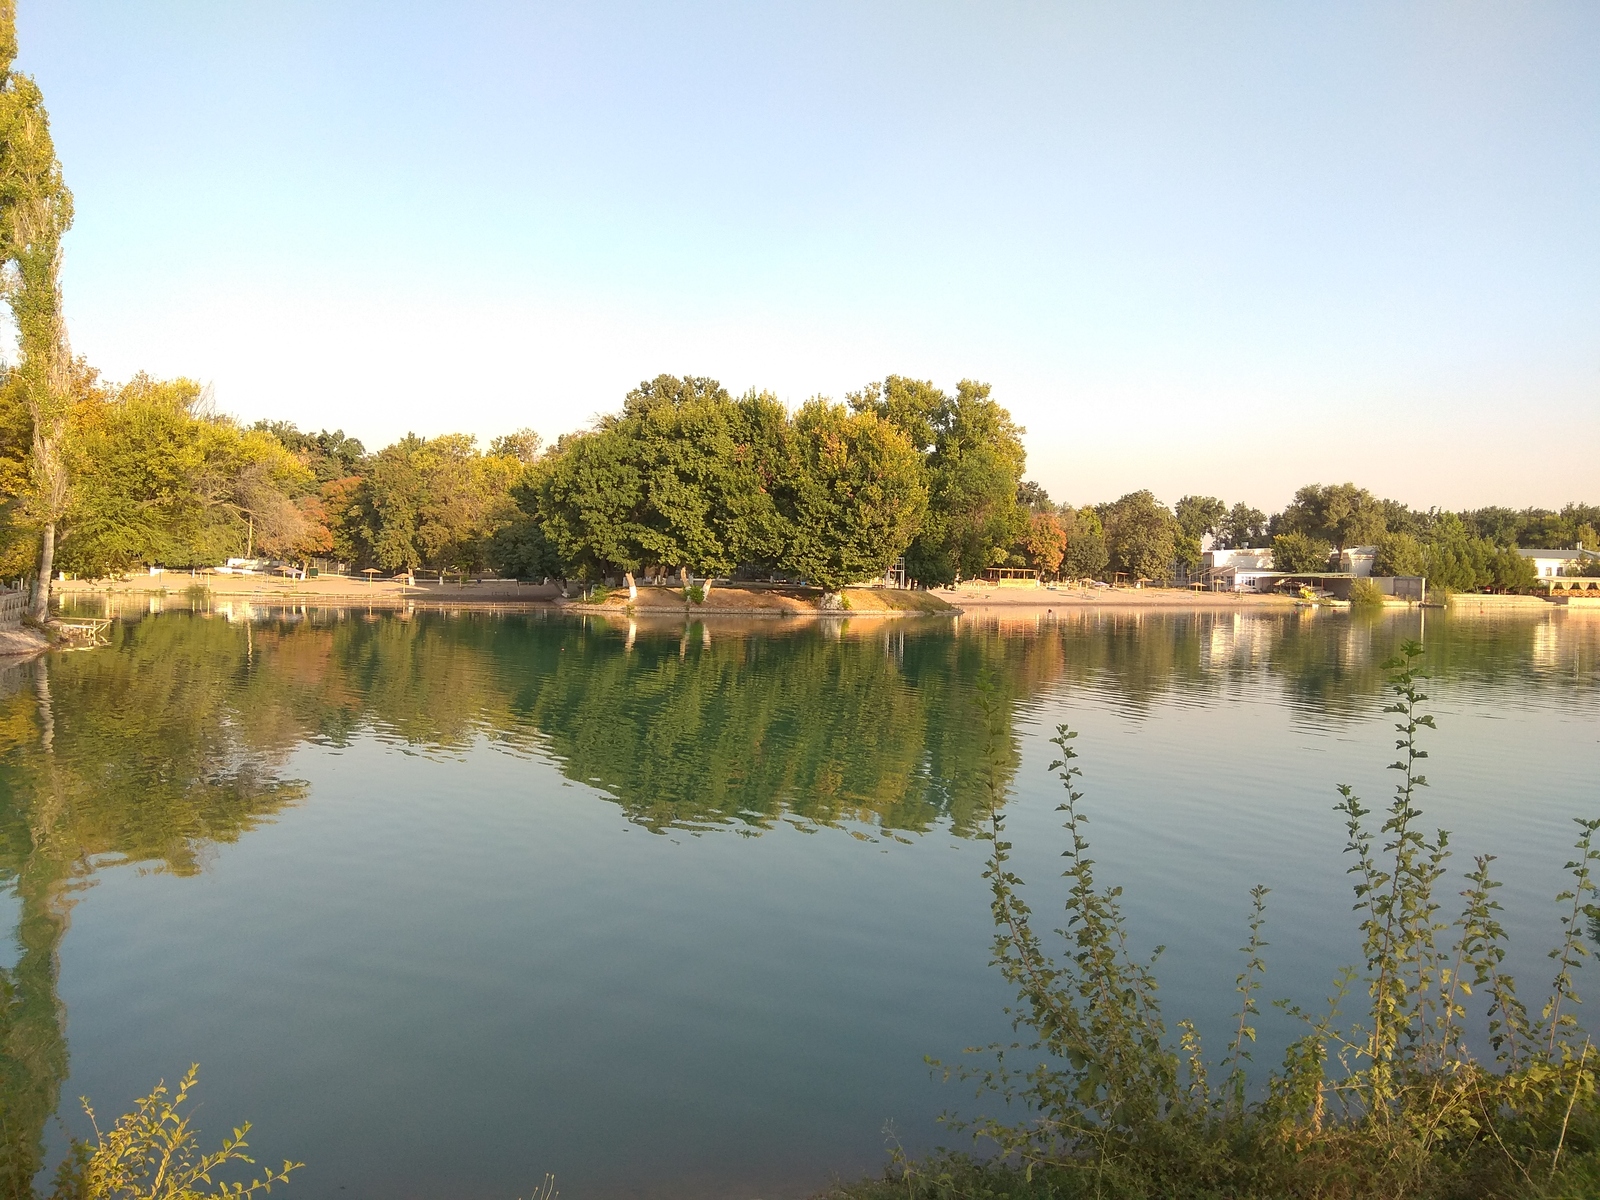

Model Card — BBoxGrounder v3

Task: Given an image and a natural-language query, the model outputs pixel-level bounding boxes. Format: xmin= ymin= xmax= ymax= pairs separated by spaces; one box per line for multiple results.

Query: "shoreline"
xmin=52 ymin=576 xmax=1579 ymax=619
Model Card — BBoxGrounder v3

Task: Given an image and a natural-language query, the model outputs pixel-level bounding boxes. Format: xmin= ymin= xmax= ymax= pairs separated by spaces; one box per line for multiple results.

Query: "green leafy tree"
xmin=1271 ymin=530 xmax=1332 ymax=573
xmin=58 ymin=376 xmax=312 ymax=575
xmin=775 ymin=399 xmax=925 ymax=592
xmin=252 ymin=420 xmax=367 ymax=485
xmin=1017 ymin=480 xmax=1055 ymax=515
xmin=488 ymin=427 xmax=542 ymax=464
xmin=1488 ymin=545 xmax=1537 ymax=592
xmin=0 ymin=4 xmax=74 ymax=617
xmin=854 ymin=377 xmax=1026 ymax=585
xmin=1216 ymin=502 xmax=1269 ymax=548
xmin=1061 ymin=506 xmax=1109 ymax=580
xmin=1419 ymin=514 xmax=1494 ymax=593
xmin=1276 ymin=482 xmax=1385 ymax=552
xmin=1373 ymin=531 xmax=1426 ymax=577
xmin=353 ymin=433 xmax=518 ymax=573
xmin=1379 ymin=497 xmax=1423 ymax=536
xmin=528 ymin=377 xmax=788 ymax=580
xmin=1101 ymin=491 xmax=1180 ymax=581
xmin=1173 ymin=495 xmax=1225 ymax=570
xmin=1174 ymin=495 xmax=1225 ymax=542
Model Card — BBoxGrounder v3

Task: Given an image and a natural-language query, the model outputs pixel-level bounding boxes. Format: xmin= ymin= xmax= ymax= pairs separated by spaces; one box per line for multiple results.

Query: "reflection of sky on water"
xmin=3 ymin=604 xmax=1598 ymax=1199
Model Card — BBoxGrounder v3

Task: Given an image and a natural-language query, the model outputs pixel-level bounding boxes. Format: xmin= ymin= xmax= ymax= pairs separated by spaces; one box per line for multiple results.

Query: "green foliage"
xmin=59 ymin=377 xmax=314 ymax=574
xmin=910 ymin=645 xmax=1600 ymax=1200
xmin=249 ymin=422 xmax=366 ymax=486
xmin=1348 ymin=577 xmax=1385 ymax=606
xmin=855 ymin=377 xmax=1026 ymax=586
xmin=1217 ymin=502 xmax=1270 ymax=549
xmin=1272 ymin=530 xmax=1332 ymax=573
xmin=524 ymin=379 xmax=924 ymax=589
xmin=683 ymin=583 xmax=703 ymax=604
xmin=1374 ymin=531 xmax=1426 ymax=578
xmin=349 ymin=433 xmax=518 ymax=573
xmin=1489 ymin=545 xmax=1538 ymax=592
xmin=1277 ymin=483 xmax=1385 ymax=552
xmin=1059 ymin=507 xmax=1108 ymax=581
xmin=0 ymin=2 xmax=76 ymax=612
xmin=778 ymin=398 xmax=926 ymax=591
xmin=1100 ymin=491 xmax=1180 ymax=580
xmin=1016 ymin=480 xmax=1054 ymax=515
xmin=530 ymin=378 xmax=789 ymax=580
xmin=485 ymin=503 xmax=562 ymax=581
xmin=50 ymin=1065 xmax=300 ymax=1200
xmin=1173 ymin=495 xmax=1226 ymax=569
xmin=1462 ymin=503 xmax=1600 ymax=551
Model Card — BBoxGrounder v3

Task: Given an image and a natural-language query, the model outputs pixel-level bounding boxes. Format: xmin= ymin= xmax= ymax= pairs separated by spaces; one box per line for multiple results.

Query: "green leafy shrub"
xmin=51 ymin=1064 xmax=300 ymax=1200
xmin=1348 ymin=577 xmax=1385 ymax=606
xmin=867 ymin=644 xmax=1600 ymax=1200
xmin=684 ymin=584 xmax=705 ymax=605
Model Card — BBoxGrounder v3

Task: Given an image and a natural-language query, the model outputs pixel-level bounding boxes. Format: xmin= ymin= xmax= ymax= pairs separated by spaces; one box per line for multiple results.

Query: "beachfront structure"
xmin=1518 ymin=547 xmax=1596 ymax=579
xmin=1201 ymin=548 xmax=1278 ymax=592
xmin=980 ymin=567 xmax=1041 ymax=587
xmin=1203 ymin=548 xmax=1275 ymax=571
xmin=1338 ymin=546 xmax=1378 ymax=577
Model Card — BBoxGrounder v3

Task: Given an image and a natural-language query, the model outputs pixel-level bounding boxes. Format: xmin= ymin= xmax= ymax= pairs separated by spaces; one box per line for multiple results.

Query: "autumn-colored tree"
xmin=1020 ymin=511 xmax=1067 ymax=578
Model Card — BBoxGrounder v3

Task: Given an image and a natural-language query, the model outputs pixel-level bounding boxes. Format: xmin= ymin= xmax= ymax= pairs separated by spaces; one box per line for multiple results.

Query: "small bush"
xmin=1348 ymin=577 xmax=1385 ymax=606
xmin=685 ymin=584 xmax=705 ymax=604
xmin=585 ymin=584 xmax=611 ymax=604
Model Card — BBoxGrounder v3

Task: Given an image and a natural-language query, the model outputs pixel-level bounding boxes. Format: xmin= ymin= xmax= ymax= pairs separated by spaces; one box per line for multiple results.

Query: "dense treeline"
xmin=0 ymin=2 xmax=1595 ymax=606
xmin=5 ymin=368 xmax=1598 ymax=594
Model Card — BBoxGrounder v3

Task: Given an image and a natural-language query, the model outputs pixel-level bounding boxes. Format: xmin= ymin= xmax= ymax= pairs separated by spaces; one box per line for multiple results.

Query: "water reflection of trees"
xmin=982 ymin=607 xmax=1600 ymax=721
xmin=0 ymin=626 xmax=306 ymax=1198
xmin=3 ymin=603 xmax=1596 ymax=1191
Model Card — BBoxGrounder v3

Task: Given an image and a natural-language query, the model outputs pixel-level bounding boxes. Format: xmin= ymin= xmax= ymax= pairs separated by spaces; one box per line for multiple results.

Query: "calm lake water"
xmin=1 ymin=601 xmax=1597 ymax=1199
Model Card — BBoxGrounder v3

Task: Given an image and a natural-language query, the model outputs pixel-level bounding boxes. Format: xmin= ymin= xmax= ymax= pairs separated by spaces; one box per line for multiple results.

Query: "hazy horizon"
xmin=14 ymin=2 xmax=1599 ymax=512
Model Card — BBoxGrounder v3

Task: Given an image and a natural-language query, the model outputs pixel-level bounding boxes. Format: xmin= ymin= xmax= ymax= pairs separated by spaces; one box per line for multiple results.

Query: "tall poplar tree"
xmin=0 ymin=0 xmax=74 ymax=618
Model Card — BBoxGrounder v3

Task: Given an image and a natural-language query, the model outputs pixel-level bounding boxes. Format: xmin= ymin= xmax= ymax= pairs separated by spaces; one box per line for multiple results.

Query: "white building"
xmin=1200 ymin=548 xmax=1279 ymax=592
xmin=1518 ymin=548 xmax=1593 ymax=579
xmin=1338 ymin=546 xmax=1378 ymax=577
xmin=1202 ymin=548 xmax=1274 ymax=572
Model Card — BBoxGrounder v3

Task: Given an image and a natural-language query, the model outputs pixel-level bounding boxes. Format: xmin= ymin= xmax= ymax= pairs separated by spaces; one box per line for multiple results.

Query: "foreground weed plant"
xmin=49 ymin=1066 xmax=300 ymax=1200
xmin=834 ymin=641 xmax=1600 ymax=1200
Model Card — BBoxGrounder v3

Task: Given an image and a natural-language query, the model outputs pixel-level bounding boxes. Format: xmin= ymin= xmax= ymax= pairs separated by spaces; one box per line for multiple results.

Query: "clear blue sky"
xmin=16 ymin=2 xmax=1600 ymax=511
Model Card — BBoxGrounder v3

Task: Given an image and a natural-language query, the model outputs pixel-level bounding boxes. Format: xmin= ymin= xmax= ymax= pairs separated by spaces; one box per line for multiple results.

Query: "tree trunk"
xmin=30 ymin=521 xmax=54 ymax=621
xmin=624 ymin=571 xmax=637 ymax=600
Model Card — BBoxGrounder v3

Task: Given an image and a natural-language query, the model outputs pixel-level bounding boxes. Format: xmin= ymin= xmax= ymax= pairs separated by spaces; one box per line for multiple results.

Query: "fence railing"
xmin=0 ymin=588 xmax=26 ymax=628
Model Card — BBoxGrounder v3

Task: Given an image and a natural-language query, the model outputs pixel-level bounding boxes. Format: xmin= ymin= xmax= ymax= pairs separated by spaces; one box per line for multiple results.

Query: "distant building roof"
xmin=1517 ymin=549 xmax=1584 ymax=560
